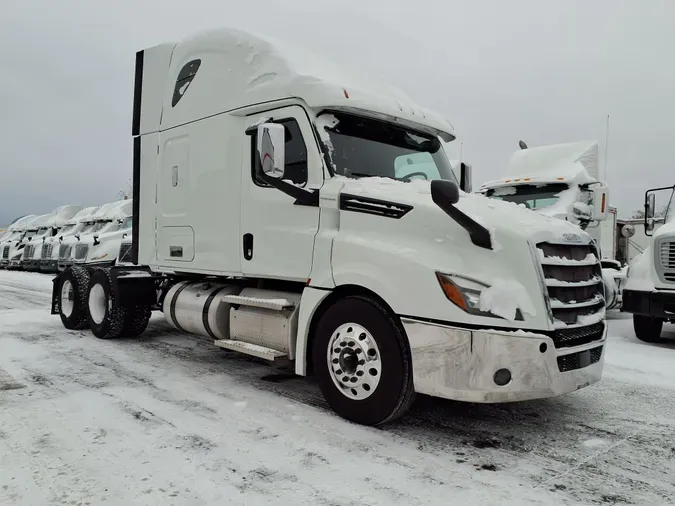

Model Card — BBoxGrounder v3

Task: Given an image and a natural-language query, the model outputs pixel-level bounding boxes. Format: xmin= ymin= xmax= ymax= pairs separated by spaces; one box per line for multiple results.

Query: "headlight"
xmin=435 ymin=272 xmax=523 ymax=320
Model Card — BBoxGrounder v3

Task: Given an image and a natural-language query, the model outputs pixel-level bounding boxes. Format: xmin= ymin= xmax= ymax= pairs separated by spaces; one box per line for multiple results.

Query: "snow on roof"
xmin=66 ymin=206 xmax=99 ymax=225
xmin=481 ymin=141 xmax=600 ymax=189
xmin=26 ymin=213 xmax=52 ymax=230
xmin=160 ymin=28 xmax=455 ymax=141
xmin=46 ymin=205 xmax=84 ymax=228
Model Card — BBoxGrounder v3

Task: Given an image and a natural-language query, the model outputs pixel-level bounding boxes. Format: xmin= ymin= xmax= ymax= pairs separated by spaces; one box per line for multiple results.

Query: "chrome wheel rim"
xmin=327 ymin=323 xmax=382 ymax=400
xmin=61 ymin=280 xmax=74 ymax=317
xmin=88 ymin=283 xmax=107 ymax=325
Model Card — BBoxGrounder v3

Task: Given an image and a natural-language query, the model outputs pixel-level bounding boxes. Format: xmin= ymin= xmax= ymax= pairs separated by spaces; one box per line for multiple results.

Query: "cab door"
xmin=240 ymin=105 xmax=324 ymax=281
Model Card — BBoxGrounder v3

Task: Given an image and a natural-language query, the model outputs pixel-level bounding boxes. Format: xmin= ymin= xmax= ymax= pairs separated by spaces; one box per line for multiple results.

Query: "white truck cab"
xmin=1 ymin=215 xmax=36 ymax=268
xmin=479 ymin=141 xmax=627 ymax=308
xmin=52 ymin=28 xmax=609 ymax=425
xmin=81 ymin=200 xmax=133 ymax=267
xmin=622 ymin=185 xmax=675 ymax=342
xmin=36 ymin=205 xmax=85 ymax=272
xmin=50 ymin=206 xmax=99 ymax=273
xmin=59 ymin=202 xmax=118 ymax=270
xmin=18 ymin=213 xmax=53 ymax=270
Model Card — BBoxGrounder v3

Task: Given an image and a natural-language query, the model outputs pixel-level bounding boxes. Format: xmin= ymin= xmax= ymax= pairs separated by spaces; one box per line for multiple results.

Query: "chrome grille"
xmin=537 ymin=241 xmax=605 ymax=341
xmin=75 ymin=244 xmax=89 ymax=260
xmin=2 ymin=246 xmax=9 ymax=259
xmin=41 ymin=243 xmax=53 ymax=259
xmin=660 ymin=241 xmax=675 ymax=269
xmin=23 ymin=244 xmax=34 ymax=260
xmin=59 ymin=244 xmax=72 ymax=259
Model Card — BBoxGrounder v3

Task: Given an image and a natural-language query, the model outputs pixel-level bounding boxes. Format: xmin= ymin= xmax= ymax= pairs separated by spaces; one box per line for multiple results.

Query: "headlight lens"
xmin=435 ymin=272 xmax=522 ymax=320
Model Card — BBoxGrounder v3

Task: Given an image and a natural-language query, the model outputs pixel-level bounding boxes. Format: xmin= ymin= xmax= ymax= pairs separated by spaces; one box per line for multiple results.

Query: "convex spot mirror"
xmin=257 ymin=123 xmax=286 ymax=179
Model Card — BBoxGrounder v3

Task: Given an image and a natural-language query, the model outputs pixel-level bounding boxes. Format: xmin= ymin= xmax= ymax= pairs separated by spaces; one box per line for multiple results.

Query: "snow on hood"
xmin=337 ymin=176 xmax=593 ymax=245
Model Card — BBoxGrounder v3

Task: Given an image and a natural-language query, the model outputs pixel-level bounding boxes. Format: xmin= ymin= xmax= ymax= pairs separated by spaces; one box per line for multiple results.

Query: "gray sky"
xmin=1 ymin=0 xmax=673 ymax=225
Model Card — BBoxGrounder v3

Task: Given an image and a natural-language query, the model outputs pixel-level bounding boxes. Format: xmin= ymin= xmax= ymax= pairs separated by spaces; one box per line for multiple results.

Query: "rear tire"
xmin=87 ymin=268 xmax=127 ymax=339
xmin=58 ymin=266 xmax=90 ymax=330
xmin=121 ymin=306 xmax=151 ymax=338
xmin=312 ymin=295 xmax=415 ymax=426
xmin=633 ymin=314 xmax=664 ymax=343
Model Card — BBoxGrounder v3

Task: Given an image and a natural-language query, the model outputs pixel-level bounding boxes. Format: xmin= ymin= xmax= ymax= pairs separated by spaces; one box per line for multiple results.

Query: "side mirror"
xmin=645 ymin=193 xmax=656 ymax=234
xmin=431 ymin=179 xmax=460 ymax=206
xmin=93 ymin=235 xmax=100 ymax=246
xmin=645 ymin=193 xmax=656 ymax=219
xmin=460 ymin=163 xmax=472 ymax=193
xmin=590 ymin=184 xmax=609 ymax=221
xmin=257 ymin=123 xmax=285 ymax=179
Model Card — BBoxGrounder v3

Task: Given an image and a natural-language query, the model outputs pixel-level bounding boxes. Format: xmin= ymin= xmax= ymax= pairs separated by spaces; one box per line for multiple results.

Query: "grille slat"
xmin=557 ymin=346 xmax=603 ymax=372
xmin=537 ymin=241 xmax=605 ymax=348
xmin=41 ymin=243 xmax=53 ymax=259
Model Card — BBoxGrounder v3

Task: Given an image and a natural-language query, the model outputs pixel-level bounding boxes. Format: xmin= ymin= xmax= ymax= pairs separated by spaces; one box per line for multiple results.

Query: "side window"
xmin=251 ymin=119 xmax=308 ymax=187
xmin=172 ymin=59 xmax=201 ymax=107
xmin=394 ymin=152 xmax=441 ymax=181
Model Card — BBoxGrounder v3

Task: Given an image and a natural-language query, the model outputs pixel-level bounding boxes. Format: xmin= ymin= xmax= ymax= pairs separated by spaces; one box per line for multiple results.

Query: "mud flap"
xmin=109 ymin=266 xmax=159 ymax=309
xmin=51 ymin=272 xmax=62 ymax=315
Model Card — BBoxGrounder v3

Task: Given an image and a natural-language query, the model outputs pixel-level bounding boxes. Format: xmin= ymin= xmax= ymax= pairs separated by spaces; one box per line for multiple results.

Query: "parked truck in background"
xmin=77 ymin=200 xmax=133 ymax=267
xmin=37 ymin=205 xmax=86 ymax=272
xmin=0 ymin=215 xmax=36 ymax=268
xmin=478 ymin=140 xmax=628 ymax=309
xmin=58 ymin=202 xmax=119 ymax=271
xmin=51 ymin=28 xmax=609 ymax=425
xmin=621 ymin=185 xmax=675 ymax=342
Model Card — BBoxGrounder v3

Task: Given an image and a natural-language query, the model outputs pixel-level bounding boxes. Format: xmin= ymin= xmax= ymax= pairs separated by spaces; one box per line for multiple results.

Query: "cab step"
xmin=214 ymin=339 xmax=288 ymax=363
xmin=222 ymin=294 xmax=295 ymax=311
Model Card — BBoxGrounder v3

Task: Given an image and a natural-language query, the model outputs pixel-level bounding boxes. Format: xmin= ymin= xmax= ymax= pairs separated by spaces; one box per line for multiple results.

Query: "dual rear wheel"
xmin=58 ymin=266 xmax=151 ymax=339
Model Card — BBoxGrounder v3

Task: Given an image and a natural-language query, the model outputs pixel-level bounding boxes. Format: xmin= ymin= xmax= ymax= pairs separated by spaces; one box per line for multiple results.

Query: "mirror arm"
xmin=259 ymin=171 xmax=319 ymax=207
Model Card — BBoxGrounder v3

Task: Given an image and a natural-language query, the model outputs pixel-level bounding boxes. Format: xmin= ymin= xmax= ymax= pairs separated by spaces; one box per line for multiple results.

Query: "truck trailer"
xmin=51 ymin=28 xmax=609 ymax=425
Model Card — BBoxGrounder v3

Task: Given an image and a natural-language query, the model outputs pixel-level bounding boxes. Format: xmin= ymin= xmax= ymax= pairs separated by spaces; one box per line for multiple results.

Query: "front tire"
xmin=312 ymin=295 xmax=415 ymax=426
xmin=58 ymin=266 xmax=90 ymax=330
xmin=87 ymin=268 xmax=127 ymax=339
xmin=633 ymin=314 xmax=664 ymax=343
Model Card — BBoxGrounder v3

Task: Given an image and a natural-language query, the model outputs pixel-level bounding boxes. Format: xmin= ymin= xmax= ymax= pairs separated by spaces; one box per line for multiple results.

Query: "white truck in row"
xmin=0 ymin=200 xmax=133 ymax=273
xmin=621 ymin=185 xmax=675 ymax=342
xmin=51 ymin=28 xmax=609 ymax=425
xmin=479 ymin=140 xmax=629 ymax=309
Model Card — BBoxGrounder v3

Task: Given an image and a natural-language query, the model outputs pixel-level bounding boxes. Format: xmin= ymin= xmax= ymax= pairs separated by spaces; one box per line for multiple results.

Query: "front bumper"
xmin=622 ymin=289 xmax=675 ymax=320
xmin=402 ymin=318 xmax=606 ymax=403
xmin=40 ymin=259 xmax=59 ymax=272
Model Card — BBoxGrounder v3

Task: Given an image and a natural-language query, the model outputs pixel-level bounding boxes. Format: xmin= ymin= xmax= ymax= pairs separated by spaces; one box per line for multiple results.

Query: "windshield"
xmin=484 ymin=183 xmax=569 ymax=210
xmin=36 ymin=227 xmax=49 ymax=236
xmin=60 ymin=224 xmax=75 ymax=235
xmin=318 ymin=112 xmax=458 ymax=185
xmin=120 ymin=217 xmax=132 ymax=230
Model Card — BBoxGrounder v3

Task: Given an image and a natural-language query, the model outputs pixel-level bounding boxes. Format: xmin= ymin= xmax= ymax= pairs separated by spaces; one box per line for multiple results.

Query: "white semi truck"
xmin=0 ymin=215 xmax=36 ymax=268
xmin=40 ymin=205 xmax=92 ymax=272
xmin=621 ymin=185 xmax=675 ymax=342
xmin=51 ymin=28 xmax=609 ymax=425
xmin=478 ymin=141 xmax=628 ymax=309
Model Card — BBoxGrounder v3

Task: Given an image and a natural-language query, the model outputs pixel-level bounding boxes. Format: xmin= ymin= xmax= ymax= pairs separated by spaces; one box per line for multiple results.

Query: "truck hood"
xmin=339 ymin=177 xmax=593 ymax=246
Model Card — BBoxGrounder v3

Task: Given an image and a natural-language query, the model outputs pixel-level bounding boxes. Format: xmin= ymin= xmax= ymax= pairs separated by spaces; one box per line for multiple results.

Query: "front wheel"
xmin=312 ymin=295 xmax=415 ymax=426
xmin=633 ymin=314 xmax=664 ymax=343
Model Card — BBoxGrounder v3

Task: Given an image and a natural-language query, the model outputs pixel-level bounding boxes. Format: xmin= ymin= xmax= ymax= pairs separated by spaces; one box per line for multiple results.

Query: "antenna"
xmin=603 ymin=114 xmax=610 ymax=182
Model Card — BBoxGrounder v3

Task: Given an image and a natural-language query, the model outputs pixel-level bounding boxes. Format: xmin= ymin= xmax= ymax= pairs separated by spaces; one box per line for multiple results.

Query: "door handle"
xmin=243 ymin=233 xmax=253 ymax=261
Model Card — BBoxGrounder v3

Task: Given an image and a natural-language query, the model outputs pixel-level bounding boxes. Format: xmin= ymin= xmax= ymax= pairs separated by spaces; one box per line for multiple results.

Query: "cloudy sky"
xmin=1 ymin=0 xmax=673 ymax=225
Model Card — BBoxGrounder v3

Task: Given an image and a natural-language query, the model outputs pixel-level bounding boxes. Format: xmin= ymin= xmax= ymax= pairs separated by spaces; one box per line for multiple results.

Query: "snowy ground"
xmin=1 ymin=271 xmax=674 ymax=506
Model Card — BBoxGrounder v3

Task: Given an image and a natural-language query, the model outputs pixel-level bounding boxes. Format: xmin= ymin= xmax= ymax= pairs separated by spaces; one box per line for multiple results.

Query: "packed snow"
xmin=1 ymin=271 xmax=675 ymax=505
xmin=478 ymin=279 xmax=536 ymax=320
